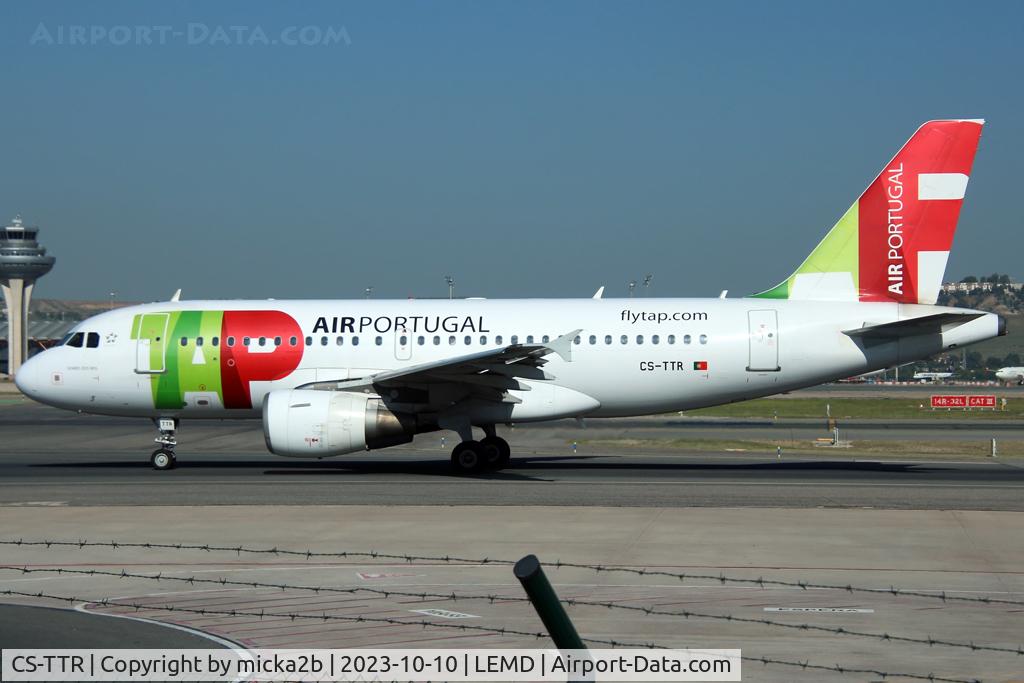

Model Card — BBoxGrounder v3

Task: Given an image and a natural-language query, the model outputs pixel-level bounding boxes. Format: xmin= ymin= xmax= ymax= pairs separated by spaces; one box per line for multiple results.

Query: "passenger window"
xmin=449 ymin=335 xmax=456 ymax=345
xmin=496 ymin=335 xmax=503 ymax=345
xmin=433 ymin=336 xmax=441 ymax=345
xmin=243 ymin=336 xmax=251 ymax=346
xmin=589 ymin=335 xmax=596 ymax=345
xmin=291 ymin=336 xmax=298 ymax=346
xmin=667 ymin=334 xmax=675 ymax=344
xmin=196 ymin=336 xmax=204 ymax=347
xmin=352 ymin=336 xmax=360 ymax=346
xmin=526 ymin=335 xmax=534 ymax=344
xmin=180 ymin=337 xmax=188 ymax=347
xmin=400 ymin=335 xmax=409 ymax=346
xmin=480 ymin=336 xmax=487 ymax=345
xmin=511 ymin=335 xmax=519 ymax=344
xmin=321 ymin=336 xmax=328 ymax=346
xmin=636 ymin=335 xmax=644 ymax=345
xmin=684 ymin=334 xmax=692 ymax=345
xmin=605 ymin=335 xmax=612 ymax=345
xmin=620 ymin=335 xmax=628 ymax=345
xmin=305 ymin=336 xmax=312 ymax=346
xmin=336 ymin=336 xmax=343 ymax=346
xmin=652 ymin=334 xmax=660 ymax=345
xmin=227 ymin=336 xmax=235 ymax=347
xmin=417 ymin=336 xmax=425 ymax=345
xmin=542 ymin=335 xmax=550 ymax=343
xmin=573 ymin=335 xmax=581 ymax=345
xmin=375 ymin=336 xmax=383 ymax=346
xmin=274 ymin=336 xmax=282 ymax=346
xmin=258 ymin=337 xmax=266 ymax=347
xmin=700 ymin=334 xmax=708 ymax=344
xmin=212 ymin=337 xmax=219 ymax=347
xmin=464 ymin=335 xmax=471 ymax=345
xmin=86 ymin=332 xmax=100 ymax=348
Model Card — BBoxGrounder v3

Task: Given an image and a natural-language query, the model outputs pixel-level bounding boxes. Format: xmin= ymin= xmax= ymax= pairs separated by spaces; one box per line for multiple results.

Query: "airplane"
xmin=15 ymin=119 xmax=1004 ymax=473
xmin=995 ymin=367 xmax=1024 ymax=384
xmin=912 ymin=371 xmax=954 ymax=382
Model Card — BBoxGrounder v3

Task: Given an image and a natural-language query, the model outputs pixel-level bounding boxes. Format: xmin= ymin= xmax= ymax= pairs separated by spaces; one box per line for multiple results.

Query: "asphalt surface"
xmin=0 ymin=604 xmax=232 ymax=648
xmin=2 ymin=402 xmax=1023 ymax=509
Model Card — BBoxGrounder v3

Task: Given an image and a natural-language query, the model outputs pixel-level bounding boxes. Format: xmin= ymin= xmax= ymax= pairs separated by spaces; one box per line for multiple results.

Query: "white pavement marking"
xmin=410 ymin=608 xmax=479 ymax=619
xmin=763 ymin=607 xmax=875 ymax=613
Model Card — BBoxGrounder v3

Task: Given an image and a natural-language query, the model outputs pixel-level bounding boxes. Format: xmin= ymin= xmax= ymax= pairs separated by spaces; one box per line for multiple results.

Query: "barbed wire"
xmin=2 ymin=566 xmax=1019 ymax=658
xmin=3 ymin=538 xmax=1022 ymax=608
xmin=0 ymin=588 xmax=981 ymax=683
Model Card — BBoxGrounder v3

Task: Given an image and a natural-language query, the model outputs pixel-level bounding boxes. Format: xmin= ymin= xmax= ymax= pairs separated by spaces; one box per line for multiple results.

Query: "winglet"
xmin=546 ymin=329 xmax=582 ymax=362
xmin=170 ymin=289 xmax=182 ymax=302
xmin=592 ymin=286 xmax=604 ymax=300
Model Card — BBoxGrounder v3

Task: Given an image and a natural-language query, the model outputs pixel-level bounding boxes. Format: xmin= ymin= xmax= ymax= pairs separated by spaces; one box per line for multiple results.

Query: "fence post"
xmin=514 ymin=554 xmax=585 ymax=649
xmin=514 ymin=554 xmax=591 ymax=681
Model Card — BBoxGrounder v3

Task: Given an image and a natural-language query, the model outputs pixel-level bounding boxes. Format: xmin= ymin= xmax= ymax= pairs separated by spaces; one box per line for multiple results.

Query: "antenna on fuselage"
xmin=592 ymin=286 xmax=604 ymax=299
xmin=170 ymin=289 xmax=182 ymax=302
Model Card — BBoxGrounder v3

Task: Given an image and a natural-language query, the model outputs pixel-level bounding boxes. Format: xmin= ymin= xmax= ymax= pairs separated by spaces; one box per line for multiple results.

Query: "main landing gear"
xmin=449 ymin=425 xmax=512 ymax=474
xmin=150 ymin=418 xmax=178 ymax=471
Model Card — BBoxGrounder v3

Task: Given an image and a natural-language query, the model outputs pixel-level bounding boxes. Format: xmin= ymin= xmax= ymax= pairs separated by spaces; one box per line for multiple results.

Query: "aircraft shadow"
xmin=29 ymin=455 xmax=955 ymax=478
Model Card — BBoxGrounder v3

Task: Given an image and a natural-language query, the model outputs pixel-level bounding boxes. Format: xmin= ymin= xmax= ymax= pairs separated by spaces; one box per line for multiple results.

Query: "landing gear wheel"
xmin=150 ymin=448 xmax=176 ymax=471
xmin=451 ymin=441 xmax=486 ymax=474
xmin=480 ymin=436 xmax=511 ymax=469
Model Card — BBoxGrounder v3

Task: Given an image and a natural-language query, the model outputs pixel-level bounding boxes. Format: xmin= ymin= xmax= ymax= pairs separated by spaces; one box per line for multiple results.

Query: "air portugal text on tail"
xmin=14 ymin=118 xmax=1005 ymax=473
xmin=755 ymin=119 xmax=984 ymax=304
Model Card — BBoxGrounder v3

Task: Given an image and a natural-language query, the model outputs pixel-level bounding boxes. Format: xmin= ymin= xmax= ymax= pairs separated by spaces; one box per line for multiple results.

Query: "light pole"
xmin=642 ymin=274 xmax=652 ymax=296
xmin=108 ymin=291 xmax=117 ymax=310
xmin=628 ymin=280 xmax=637 ymax=298
xmin=364 ymin=286 xmax=373 ymax=299
xmin=445 ymin=275 xmax=455 ymax=300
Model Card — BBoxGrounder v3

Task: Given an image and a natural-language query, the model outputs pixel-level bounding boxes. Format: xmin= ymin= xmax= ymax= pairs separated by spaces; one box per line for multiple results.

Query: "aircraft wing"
xmin=298 ymin=329 xmax=582 ymax=403
xmin=843 ymin=312 xmax=985 ymax=339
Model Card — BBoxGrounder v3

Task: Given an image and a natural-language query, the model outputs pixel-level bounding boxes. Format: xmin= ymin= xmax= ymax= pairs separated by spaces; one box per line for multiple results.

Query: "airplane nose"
xmin=14 ymin=353 xmax=42 ymax=397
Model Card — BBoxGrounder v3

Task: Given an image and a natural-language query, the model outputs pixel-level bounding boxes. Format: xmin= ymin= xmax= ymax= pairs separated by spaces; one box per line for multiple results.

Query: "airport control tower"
xmin=0 ymin=215 xmax=55 ymax=378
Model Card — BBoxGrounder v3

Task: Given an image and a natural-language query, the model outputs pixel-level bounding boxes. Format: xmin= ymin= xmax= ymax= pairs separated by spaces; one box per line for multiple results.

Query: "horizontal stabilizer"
xmin=844 ymin=312 xmax=985 ymax=339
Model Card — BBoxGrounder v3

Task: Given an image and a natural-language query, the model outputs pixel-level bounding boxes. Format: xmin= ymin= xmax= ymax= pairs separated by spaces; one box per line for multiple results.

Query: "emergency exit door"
xmin=394 ymin=326 xmax=412 ymax=361
xmin=747 ymin=310 xmax=780 ymax=372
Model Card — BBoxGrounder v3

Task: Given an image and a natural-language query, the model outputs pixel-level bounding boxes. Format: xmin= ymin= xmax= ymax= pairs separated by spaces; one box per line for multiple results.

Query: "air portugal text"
xmin=312 ymin=315 xmax=490 ymax=335
xmin=887 ymin=163 xmax=905 ymax=296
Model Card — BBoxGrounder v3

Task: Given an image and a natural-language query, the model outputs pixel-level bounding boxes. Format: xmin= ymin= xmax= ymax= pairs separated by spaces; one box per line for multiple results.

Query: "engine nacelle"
xmin=263 ymin=389 xmax=414 ymax=458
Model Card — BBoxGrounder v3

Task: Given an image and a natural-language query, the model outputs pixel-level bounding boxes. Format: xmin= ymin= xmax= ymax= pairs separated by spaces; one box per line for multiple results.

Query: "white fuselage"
xmin=16 ymin=298 xmax=1001 ymax=429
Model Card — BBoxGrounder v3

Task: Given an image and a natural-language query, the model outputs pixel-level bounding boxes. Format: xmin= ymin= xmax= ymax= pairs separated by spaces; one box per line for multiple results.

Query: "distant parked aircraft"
xmin=995 ymin=367 xmax=1024 ymax=385
xmin=913 ymin=372 xmax=954 ymax=382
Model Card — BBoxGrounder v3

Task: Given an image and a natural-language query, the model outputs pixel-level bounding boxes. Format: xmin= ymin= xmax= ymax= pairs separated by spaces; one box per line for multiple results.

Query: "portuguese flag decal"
xmin=693 ymin=361 xmax=708 ymax=371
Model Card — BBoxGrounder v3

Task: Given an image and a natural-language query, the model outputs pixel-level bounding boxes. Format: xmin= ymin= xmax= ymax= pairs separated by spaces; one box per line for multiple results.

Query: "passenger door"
xmin=747 ymin=310 xmax=780 ymax=372
xmin=135 ymin=313 xmax=169 ymax=373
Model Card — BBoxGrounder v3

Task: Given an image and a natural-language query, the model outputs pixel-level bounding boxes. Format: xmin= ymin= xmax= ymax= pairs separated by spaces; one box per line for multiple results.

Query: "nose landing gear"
xmin=151 ymin=418 xmax=178 ymax=471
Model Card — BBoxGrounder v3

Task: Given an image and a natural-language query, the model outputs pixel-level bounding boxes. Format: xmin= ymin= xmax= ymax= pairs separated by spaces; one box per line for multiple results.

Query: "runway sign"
xmin=931 ymin=394 xmax=996 ymax=409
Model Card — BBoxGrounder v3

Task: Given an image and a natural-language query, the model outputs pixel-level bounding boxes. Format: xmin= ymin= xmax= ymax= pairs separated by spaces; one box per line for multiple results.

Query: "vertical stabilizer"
xmin=753 ymin=119 xmax=984 ymax=304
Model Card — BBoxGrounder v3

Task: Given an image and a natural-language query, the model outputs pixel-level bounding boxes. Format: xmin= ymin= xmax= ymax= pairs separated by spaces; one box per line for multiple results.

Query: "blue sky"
xmin=1 ymin=1 xmax=1021 ymax=301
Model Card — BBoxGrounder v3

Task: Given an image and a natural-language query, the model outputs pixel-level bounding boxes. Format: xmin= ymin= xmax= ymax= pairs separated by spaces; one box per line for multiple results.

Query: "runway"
xmin=2 ymin=402 xmax=1023 ymax=509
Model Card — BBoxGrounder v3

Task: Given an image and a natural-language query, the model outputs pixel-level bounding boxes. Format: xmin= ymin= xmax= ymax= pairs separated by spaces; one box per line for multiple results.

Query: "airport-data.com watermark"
xmin=29 ymin=23 xmax=351 ymax=47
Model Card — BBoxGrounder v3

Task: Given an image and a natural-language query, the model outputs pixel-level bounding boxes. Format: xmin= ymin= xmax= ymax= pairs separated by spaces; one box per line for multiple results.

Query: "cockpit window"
xmin=65 ymin=332 xmax=84 ymax=348
xmin=86 ymin=332 xmax=100 ymax=348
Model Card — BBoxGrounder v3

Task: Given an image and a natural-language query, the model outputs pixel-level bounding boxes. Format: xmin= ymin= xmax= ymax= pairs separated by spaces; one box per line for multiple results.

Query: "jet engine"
xmin=263 ymin=389 xmax=415 ymax=457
